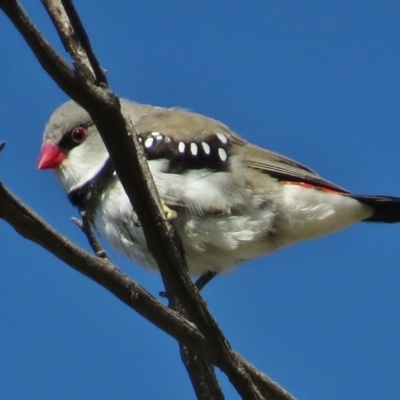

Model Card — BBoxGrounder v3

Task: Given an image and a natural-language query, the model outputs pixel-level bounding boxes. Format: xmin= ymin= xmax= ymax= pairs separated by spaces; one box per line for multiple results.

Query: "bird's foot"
xmin=132 ymin=212 xmax=141 ymax=227
xmin=161 ymin=200 xmax=177 ymax=221
xmin=131 ymin=200 xmax=176 ymax=226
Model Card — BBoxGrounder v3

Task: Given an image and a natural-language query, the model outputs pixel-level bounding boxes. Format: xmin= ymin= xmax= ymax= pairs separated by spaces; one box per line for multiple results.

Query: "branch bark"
xmin=0 ymin=1 xmax=295 ymax=399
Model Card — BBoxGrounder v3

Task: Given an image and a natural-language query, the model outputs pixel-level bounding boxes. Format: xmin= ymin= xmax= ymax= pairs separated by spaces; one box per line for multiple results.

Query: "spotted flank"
xmin=150 ymin=131 xmax=163 ymax=139
xmin=178 ymin=141 xmax=186 ymax=153
xmin=218 ymin=147 xmax=228 ymax=162
xmin=216 ymin=132 xmax=228 ymax=145
xmin=201 ymin=141 xmax=211 ymax=155
xmin=190 ymin=142 xmax=198 ymax=156
xmin=144 ymin=137 xmax=154 ymax=149
xmin=137 ymin=131 xmax=231 ymax=173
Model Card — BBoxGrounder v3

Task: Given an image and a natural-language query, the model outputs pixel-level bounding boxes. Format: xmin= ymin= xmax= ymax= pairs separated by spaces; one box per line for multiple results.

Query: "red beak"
xmin=37 ymin=141 xmax=66 ymax=170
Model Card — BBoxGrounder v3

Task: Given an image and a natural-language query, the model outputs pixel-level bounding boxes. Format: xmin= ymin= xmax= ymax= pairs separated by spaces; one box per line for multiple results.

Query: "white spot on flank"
xmin=190 ymin=142 xmax=198 ymax=156
xmin=201 ymin=142 xmax=211 ymax=155
xmin=151 ymin=131 xmax=163 ymax=140
xmin=144 ymin=137 xmax=154 ymax=148
xmin=178 ymin=142 xmax=186 ymax=153
xmin=216 ymin=133 xmax=228 ymax=145
xmin=218 ymin=148 xmax=228 ymax=162
xmin=164 ymin=136 xmax=171 ymax=143
xmin=138 ymin=137 xmax=143 ymax=142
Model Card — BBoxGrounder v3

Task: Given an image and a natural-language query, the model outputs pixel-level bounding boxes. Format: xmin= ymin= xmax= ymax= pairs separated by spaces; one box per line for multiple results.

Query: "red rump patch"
xmin=282 ymin=181 xmax=345 ymax=194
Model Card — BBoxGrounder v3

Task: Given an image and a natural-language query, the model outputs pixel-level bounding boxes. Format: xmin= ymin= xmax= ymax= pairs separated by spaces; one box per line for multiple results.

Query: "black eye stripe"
xmin=58 ymin=122 xmax=93 ymax=151
xmin=138 ymin=131 xmax=230 ymax=173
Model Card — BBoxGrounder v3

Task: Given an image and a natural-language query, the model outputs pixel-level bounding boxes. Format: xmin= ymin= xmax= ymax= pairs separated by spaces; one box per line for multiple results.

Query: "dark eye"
xmin=71 ymin=127 xmax=87 ymax=143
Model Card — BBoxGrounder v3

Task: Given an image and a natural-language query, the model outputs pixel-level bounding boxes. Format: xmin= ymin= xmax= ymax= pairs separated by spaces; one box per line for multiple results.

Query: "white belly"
xmin=278 ymin=183 xmax=373 ymax=242
xmin=93 ymin=180 xmax=373 ymax=275
xmin=93 ymin=180 xmax=279 ymax=274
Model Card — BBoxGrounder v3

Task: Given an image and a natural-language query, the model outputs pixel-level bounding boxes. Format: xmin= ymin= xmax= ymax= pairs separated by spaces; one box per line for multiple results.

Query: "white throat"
xmin=55 ymin=145 xmax=109 ymax=193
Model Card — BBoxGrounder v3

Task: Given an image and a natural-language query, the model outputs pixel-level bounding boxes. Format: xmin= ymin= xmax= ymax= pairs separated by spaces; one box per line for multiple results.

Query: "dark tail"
xmin=351 ymin=195 xmax=400 ymax=223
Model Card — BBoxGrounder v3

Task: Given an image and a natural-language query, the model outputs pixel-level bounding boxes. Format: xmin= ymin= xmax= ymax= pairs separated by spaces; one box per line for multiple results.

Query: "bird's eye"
xmin=71 ymin=127 xmax=87 ymax=143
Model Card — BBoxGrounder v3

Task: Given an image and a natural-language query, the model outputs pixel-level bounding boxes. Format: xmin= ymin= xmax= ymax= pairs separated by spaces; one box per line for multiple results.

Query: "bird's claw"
xmin=131 ymin=201 xmax=176 ymax=226
xmin=161 ymin=200 xmax=177 ymax=221
xmin=132 ymin=212 xmax=141 ymax=227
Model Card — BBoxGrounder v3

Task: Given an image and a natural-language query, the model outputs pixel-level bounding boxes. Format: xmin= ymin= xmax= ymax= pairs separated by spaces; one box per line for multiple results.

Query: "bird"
xmin=38 ymin=99 xmax=400 ymax=279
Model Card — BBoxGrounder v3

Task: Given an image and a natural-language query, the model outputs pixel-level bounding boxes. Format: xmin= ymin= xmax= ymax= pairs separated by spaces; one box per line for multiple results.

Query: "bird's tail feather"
xmin=351 ymin=194 xmax=400 ymax=223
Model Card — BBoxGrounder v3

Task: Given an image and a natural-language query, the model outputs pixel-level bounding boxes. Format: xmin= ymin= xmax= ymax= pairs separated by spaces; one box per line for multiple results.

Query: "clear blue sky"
xmin=1 ymin=2 xmax=400 ymax=399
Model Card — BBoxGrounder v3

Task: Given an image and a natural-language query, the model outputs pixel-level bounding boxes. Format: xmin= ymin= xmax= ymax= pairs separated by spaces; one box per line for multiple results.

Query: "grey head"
xmin=40 ymin=100 xmax=109 ymax=194
xmin=40 ymin=99 xmax=156 ymax=194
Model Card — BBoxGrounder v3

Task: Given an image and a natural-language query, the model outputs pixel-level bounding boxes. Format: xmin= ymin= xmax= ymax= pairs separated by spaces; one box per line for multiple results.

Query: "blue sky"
xmin=1 ymin=1 xmax=400 ymax=399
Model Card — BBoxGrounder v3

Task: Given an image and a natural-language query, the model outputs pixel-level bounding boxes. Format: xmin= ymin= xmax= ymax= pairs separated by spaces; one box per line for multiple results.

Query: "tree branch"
xmin=180 ymin=344 xmax=225 ymax=400
xmin=40 ymin=1 xmax=227 ymax=397
xmin=0 ymin=1 xmax=295 ymax=399
xmin=60 ymin=0 xmax=108 ymax=85
xmin=0 ymin=179 xmax=215 ymax=352
xmin=71 ymin=211 xmax=109 ymax=258
xmin=0 ymin=176 xmax=294 ymax=400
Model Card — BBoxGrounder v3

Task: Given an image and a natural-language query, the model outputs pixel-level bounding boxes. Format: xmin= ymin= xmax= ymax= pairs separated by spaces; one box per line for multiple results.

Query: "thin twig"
xmin=71 ymin=211 xmax=109 ymax=259
xmin=42 ymin=0 xmax=95 ymax=81
xmin=61 ymin=0 xmax=108 ymax=85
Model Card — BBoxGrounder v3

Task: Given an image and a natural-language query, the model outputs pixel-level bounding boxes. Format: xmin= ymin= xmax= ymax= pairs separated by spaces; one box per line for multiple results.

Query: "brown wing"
xmin=243 ymin=143 xmax=349 ymax=193
xmin=134 ymin=106 xmax=235 ymax=141
xmin=132 ymin=103 xmax=348 ymax=193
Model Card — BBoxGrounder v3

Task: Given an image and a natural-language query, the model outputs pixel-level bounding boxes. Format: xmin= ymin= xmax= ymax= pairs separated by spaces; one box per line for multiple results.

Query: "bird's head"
xmin=37 ymin=101 xmax=109 ymax=193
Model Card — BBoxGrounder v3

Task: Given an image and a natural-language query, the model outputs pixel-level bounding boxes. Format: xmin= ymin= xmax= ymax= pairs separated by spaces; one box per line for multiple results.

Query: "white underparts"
xmin=93 ymin=179 xmax=277 ymax=274
xmin=279 ymin=183 xmax=373 ymax=242
xmin=92 ymin=160 xmax=374 ymax=275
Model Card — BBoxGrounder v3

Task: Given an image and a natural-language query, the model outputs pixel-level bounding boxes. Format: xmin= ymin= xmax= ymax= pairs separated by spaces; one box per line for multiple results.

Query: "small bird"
xmin=38 ymin=100 xmax=400 ymax=277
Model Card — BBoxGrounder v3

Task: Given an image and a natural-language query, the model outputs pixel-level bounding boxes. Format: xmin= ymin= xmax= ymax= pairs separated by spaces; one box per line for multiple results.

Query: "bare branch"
xmin=42 ymin=0 xmax=96 ymax=81
xmin=0 ymin=1 xmax=296 ymax=399
xmin=0 ymin=179 xmax=209 ymax=353
xmin=1 ymin=1 xmax=227 ymax=397
xmin=38 ymin=1 xmax=226 ymax=395
xmin=60 ymin=0 xmax=107 ymax=85
xmin=33 ymin=6 xmax=243 ymax=396
xmin=180 ymin=344 xmax=225 ymax=400
xmin=0 ymin=177 xmax=294 ymax=399
xmin=71 ymin=211 xmax=109 ymax=259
